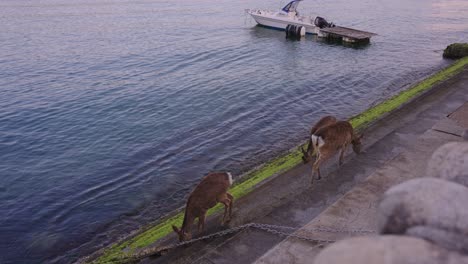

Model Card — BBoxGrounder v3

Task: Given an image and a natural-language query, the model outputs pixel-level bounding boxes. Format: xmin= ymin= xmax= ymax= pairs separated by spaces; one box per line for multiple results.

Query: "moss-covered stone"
xmin=443 ymin=43 xmax=468 ymax=59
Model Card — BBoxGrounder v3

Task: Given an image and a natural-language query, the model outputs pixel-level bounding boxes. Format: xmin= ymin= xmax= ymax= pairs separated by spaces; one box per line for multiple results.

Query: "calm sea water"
xmin=1 ymin=0 xmax=467 ymax=262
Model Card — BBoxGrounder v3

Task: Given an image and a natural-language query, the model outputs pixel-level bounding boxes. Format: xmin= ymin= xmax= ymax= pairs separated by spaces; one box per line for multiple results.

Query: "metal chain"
xmin=175 ymin=224 xmax=254 ymax=247
xmin=119 ymin=223 xmax=375 ymax=263
xmin=251 ymin=223 xmax=375 ymax=235
xmin=119 ymin=224 xmax=255 ymax=262
xmin=249 ymin=223 xmax=335 ymax=244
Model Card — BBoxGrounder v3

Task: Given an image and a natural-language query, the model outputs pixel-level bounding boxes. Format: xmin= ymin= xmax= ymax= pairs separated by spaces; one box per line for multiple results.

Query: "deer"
xmin=303 ymin=120 xmax=363 ymax=182
xmin=301 ymin=115 xmax=338 ymax=164
xmin=172 ymin=172 xmax=233 ymax=242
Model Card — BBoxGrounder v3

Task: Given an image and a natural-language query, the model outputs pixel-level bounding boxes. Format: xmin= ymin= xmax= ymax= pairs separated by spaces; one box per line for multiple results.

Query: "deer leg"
xmin=312 ymin=158 xmax=322 ymax=180
xmin=312 ymin=148 xmax=324 ymax=181
xmin=309 ymin=159 xmax=316 ymax=182
xmin=221 ymin=199 xmax=230 ymax=225
xmin=313 ymin=148 xmax=333 ymax=182
xmin=226 ymin=193 xmax=234 ymax=220
xmin=339 ymin=144 xmax=348 ymax=166
xmin=312 ymin=158 xmax=322 ymax=181
xmin=218 ymin=193 xmax=231 ymax=225
xmin=198 ymin=213 xmax=206 ymax=233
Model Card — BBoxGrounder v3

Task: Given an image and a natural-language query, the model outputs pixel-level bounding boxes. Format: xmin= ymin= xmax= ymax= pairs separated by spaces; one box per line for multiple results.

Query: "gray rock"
xmin=314 ymin=236 xmax=468 ymax=264
xmin=463 ymin=129 xmax=468 ymax=141
xmin=378 ymin=178 xmax=468 ymax=252
xmin=407 ymin=226 xmax=468 ymax=254
xmin=427 ymin=142 xmax=468 ymax=187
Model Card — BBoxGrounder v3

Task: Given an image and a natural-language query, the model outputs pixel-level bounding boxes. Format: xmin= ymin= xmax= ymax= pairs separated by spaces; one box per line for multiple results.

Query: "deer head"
xmin=172 ymin=225 xmax=192 ymax=242
xmin=301 ymin=146 xmax=311 ymax=163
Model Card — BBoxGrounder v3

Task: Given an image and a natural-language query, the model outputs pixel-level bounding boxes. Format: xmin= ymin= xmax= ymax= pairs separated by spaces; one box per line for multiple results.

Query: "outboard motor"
xmin=314 ymin=16 xmax=334 ymax=28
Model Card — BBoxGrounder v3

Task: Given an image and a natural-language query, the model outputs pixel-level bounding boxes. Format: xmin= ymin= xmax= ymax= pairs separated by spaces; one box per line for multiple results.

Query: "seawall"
xmin=83 ymin=56 xmax=468 ymax=264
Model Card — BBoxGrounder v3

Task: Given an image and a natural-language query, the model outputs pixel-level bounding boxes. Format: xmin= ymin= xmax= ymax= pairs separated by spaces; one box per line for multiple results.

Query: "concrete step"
xmin=254 ymin=116 xmax=467 ymax=263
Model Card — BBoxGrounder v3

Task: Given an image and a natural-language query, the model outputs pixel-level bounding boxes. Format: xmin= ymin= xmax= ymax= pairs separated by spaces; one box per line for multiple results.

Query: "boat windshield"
xmin=281 ymin=0 xmax=302 ymax=13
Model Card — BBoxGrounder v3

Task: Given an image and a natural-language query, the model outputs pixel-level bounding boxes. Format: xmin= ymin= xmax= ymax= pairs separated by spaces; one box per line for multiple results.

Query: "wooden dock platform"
xmin=318 ymin=26 xmax=377 ymax=44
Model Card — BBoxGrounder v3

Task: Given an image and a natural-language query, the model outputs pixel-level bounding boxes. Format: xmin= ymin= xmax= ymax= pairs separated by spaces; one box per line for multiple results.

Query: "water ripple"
xmin=0 ymin=0 xmax=466 ymax=263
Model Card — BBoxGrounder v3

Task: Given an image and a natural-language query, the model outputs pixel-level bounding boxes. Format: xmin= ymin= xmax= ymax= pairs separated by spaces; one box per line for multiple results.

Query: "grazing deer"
xmin=307 ymin=121 xmax=363 ymax=181
xmin=172 ymin=172 xmax=233 ymax=242
xmin=301 ymin=115 xmax=338 ymax=164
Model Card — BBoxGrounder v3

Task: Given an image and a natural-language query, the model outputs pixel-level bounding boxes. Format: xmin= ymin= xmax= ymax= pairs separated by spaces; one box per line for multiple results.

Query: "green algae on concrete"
xmin=91 ymin=213 xmax=185 ymax=263
xmin=350 ymin=56 xmax=468 ymax=129
xmin=92 ymin=150 xmax=304 ymax=263
xmin=91 ymin=57 xmax=468 ymax=263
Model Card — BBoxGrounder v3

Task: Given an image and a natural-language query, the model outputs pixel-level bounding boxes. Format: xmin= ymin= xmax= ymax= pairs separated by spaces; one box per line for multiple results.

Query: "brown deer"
xmin=307 ymin=120 xmax=363 ymax=181
xmin=301 ymin=115 xmax=338 ymax=164
xmin=172 ymin=172 xmax=233 ymax=242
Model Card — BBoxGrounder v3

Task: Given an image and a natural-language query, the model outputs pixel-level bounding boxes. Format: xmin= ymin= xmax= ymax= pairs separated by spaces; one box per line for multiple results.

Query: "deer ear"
xmin=172 ymin=225 xmax=180 ymax=234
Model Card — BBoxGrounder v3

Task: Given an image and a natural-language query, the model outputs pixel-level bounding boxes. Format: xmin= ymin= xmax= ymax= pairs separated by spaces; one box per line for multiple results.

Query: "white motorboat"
xmin=246 ymin=0 xmax=323 ymax=34
xmin=246 ymin=0 xmax=377 ymax=43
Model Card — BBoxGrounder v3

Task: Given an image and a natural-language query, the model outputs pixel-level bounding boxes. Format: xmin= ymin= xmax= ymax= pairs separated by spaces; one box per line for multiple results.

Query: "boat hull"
xmin=249 ymin=12 xmax=318 ymax=34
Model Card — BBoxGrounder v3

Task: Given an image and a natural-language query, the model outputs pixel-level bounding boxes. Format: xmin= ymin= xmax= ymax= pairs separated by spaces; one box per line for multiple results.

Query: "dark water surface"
xmin=1 ymin=0 xmax=467 ymax=262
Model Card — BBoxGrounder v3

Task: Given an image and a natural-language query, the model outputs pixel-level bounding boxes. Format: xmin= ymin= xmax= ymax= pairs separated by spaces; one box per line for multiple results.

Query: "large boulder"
xmin=314 ymin=236 xmax=468 ymax=264
xmin=427 ymin=142 xmax=468 ymax=187
xmin=407 ymin=226 xmax=468 ymax=254
xmin=443 ymin=43 xmax=468 ymax=59
xmin=378 ymin=178 xmax=468 ymax=253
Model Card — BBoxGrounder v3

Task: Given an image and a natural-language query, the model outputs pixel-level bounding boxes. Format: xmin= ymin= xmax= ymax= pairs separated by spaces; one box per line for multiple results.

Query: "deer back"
xmin=313 ymin=121 xmax=354 ymax=149
xmin=187 ymin=172 xmax=232 ymax=213
xmin=310 ymin=115 xmax=338 ymax=135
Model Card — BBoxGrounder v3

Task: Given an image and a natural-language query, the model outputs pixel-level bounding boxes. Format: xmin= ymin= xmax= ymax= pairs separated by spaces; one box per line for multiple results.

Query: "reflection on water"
xmin=0 ymin=0 xmax=467 ymax=263
xmin=431 ymin=0 xmax=468 ymax=31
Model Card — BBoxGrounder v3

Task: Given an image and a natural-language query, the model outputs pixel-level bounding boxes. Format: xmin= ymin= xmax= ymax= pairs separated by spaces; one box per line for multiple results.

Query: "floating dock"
xmin=318 ymin=26 xmax=377 ymax=44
